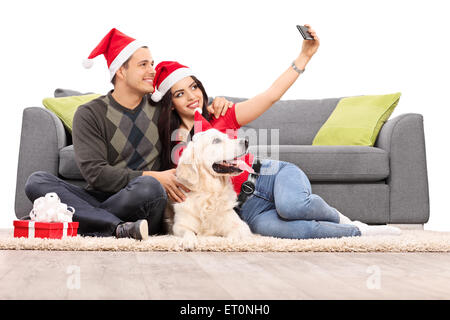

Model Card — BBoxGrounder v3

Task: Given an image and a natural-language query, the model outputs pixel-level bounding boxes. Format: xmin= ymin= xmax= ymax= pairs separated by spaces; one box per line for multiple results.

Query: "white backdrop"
xmin=1 ymin=0 xmax=449 ymax=230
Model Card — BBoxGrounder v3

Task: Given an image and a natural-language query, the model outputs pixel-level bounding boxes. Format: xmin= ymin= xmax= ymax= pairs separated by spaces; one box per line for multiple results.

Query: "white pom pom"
xmin=82 ymin=58 xmax=94 ymax=69
xmin=151 ymin=89 xmax=162 ymax=102
xmin=194 ymin=107 xmax=202 ymax=114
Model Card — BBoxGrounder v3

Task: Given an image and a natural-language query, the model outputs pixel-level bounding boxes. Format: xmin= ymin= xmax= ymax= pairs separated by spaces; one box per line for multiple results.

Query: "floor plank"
xmin=190 ymin=252 xmax=312 ymax=299
xmin=135 ymin=252 xmax=232 ymax=299
xmin=1 ymin=250 xmax=450 ymax=299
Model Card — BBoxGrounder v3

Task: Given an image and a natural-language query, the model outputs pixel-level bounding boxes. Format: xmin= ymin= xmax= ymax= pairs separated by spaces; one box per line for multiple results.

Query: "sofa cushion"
xmin=60 ymin=144 xmax=389 ymax=182
xmin=42 ymin=93 xmax=101 ymax=133
xmin=248 ymin=145 xmax=389 ymax=182
xmin=59 ymin=145 xmax=84 ymax=180
xmin=312 ymin=92 xmax=401 ymax=146
xmin=228 ymin=96 xmax=341 ymax=145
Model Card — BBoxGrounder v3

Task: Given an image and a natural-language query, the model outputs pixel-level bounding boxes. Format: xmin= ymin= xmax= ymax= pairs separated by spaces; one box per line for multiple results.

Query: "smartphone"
xmin=296 ymin=25 xmax=314 ymax=40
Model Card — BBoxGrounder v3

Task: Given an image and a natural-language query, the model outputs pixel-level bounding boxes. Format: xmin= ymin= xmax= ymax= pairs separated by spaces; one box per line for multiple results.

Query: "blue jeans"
xmin=24 ymin=171 xmax=167 ymax=237
xmin=239 ymin=160 xmax=361 ymax=239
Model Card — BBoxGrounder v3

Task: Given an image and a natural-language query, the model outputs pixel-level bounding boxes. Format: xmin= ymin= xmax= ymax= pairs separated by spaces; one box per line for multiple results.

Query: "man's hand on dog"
xmin=143 ymin=169 xmax=190 ymax=202
xmin=207 ymin=96 xmax=234 ymax=119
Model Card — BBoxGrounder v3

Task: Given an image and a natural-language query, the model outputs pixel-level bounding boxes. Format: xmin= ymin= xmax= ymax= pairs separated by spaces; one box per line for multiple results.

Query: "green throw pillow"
xmin=42 ymin=93 xmax=101 ymax=133
xmin=312 ymin=92 xmax=401 ymax=146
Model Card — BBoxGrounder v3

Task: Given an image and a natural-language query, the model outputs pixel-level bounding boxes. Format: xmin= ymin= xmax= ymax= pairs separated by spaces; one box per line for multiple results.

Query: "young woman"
xmin=152 ymin=25 xmax=401 ymax=239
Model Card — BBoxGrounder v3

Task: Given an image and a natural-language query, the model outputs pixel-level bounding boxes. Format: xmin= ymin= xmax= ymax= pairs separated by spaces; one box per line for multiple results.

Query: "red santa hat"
xmin=151 ymin=61 xmax=194 ymax=102
xmin=194 ymin=108 xmax=212 ymax=134
xmin=83 ymin=28 xmax=144 ymax=81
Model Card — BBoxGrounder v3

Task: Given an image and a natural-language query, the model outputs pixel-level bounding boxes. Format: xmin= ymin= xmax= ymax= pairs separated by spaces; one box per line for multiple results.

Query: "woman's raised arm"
xmin=235 ymin=24 xmax=320 ymax=127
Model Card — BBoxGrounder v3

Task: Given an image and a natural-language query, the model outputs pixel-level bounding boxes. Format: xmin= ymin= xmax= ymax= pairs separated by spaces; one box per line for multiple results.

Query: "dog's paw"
xmin=180 ymin=233 xmax=198 ymax=251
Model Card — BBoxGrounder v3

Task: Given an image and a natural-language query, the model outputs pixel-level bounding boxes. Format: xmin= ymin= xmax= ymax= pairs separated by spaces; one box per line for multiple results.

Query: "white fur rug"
xmin=1 ymin=230 xmax=450 ymax=252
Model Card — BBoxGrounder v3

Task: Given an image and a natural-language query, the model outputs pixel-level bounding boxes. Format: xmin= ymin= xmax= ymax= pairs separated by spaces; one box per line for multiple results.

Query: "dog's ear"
xmin=176 ymin=142 xmax=199 ymax=187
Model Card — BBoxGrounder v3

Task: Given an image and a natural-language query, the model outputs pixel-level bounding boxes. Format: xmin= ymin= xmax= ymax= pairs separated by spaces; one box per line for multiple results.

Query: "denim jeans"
xmin=24 ymin=171 xmax=167 ymax=237
xmin=239 ymin=160 xmax=361 ymax=239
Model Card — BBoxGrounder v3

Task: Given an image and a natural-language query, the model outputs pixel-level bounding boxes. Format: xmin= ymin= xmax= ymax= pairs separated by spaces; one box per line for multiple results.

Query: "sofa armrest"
xmin=14 ymin=107 xmax=68 ymax=218
xmin=374 ymin=113 xmax=430 ymax=223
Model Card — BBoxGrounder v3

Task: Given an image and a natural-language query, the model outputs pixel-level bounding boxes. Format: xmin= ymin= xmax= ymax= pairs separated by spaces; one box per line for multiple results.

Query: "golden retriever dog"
xmin=165 ymin=129 xmax=254 ymax=250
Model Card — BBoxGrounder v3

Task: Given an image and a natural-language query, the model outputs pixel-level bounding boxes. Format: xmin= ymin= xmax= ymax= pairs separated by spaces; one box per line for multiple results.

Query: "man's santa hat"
xmin=151 ymin=61 xmax=194 ymax=102
xmin=83 ymin=28 xmax=144 ymax=81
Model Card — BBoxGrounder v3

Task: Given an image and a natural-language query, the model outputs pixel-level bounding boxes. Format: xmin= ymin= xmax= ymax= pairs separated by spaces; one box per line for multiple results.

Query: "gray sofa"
xmin=15 ymin=93 xmax=430 ymax=227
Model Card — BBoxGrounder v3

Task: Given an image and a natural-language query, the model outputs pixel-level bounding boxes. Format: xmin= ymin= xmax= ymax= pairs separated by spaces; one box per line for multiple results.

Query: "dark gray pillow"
xmin=54 ymin=88 xmax=87 ymax=98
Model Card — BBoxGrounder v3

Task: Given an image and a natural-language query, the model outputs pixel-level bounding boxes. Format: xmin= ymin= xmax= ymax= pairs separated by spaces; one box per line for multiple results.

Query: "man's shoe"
xmin=115 ymin=219 xmax=149 ymax=240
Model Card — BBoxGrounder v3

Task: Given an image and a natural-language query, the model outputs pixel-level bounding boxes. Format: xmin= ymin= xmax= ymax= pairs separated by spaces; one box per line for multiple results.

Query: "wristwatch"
xmin=291 ymin=61 xmax=305 ymax=74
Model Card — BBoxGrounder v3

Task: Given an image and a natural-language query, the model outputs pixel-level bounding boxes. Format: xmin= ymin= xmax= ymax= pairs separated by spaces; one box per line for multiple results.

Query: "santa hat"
xmin=83 ymin=28 xmax=144 ymax=81
xmin=194 ymin=108 xmax=212 ymax=134
xmin=151 ymin=61 xmax=194 ymax=102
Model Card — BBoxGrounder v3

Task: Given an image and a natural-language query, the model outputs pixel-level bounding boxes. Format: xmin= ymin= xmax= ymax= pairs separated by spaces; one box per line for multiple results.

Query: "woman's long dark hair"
xmin=157 ymin=76 xmax=211 ymax=170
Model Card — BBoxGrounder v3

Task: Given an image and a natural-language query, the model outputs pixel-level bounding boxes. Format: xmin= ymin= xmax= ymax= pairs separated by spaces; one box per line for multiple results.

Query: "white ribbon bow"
xmin=29 ymin=192 xmax=75 ymax=223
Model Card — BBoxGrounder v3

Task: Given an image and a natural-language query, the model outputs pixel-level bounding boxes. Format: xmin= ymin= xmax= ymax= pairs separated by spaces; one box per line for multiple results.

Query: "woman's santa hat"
xmin=151 ymin=61 xmax=194 ymax=102
xmin=83 ymin=28 xmax=144 ymax=81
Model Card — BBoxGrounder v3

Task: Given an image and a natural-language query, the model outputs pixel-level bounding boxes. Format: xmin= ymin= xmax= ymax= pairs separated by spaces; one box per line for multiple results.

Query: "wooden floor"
xmin=1 ymin=246 xmax=450 ymax=299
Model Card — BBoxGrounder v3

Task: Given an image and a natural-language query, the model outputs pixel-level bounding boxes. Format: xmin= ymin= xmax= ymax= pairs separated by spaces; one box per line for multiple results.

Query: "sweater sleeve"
xmin=72 ymin=106 xmax=143 ymax=193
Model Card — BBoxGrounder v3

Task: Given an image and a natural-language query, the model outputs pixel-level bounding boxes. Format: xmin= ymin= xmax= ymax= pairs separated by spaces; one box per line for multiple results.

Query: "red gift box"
xmin=13 ymin=220 xmax=79 ymax=239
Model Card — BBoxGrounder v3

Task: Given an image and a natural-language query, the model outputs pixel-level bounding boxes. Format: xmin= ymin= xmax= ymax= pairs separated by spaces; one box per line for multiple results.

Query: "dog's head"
xmin=176 ymin=129 xmax=253 ymax=188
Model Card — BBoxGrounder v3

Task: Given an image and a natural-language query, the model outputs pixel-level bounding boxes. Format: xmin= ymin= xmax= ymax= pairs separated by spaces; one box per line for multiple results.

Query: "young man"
xmin=25 ymin=28 xmax=231 ymax=240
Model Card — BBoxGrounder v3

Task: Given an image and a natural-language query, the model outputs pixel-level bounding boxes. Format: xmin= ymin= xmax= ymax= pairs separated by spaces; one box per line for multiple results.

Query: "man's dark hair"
xmin=111 ymin=46 xmax=148 ymax=86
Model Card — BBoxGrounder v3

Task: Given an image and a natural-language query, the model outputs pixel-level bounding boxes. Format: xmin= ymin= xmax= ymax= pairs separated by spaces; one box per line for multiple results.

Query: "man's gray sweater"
xmin=72 ymin=91 xmax=161 ymax=193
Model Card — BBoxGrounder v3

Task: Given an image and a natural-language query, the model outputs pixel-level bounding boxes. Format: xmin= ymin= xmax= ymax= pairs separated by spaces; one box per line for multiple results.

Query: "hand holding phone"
xmin=297 ymin=25 xmax=314 ymax=40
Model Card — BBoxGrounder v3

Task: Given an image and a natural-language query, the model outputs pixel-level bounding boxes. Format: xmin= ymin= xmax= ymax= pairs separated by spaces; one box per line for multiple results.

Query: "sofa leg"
xmin=387 ymin=224 xmax=424 ymax=230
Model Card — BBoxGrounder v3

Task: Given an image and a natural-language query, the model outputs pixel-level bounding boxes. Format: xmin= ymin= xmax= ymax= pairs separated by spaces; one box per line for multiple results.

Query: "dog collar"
xmin=235 ymin=158 xmax=262 ymax=212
